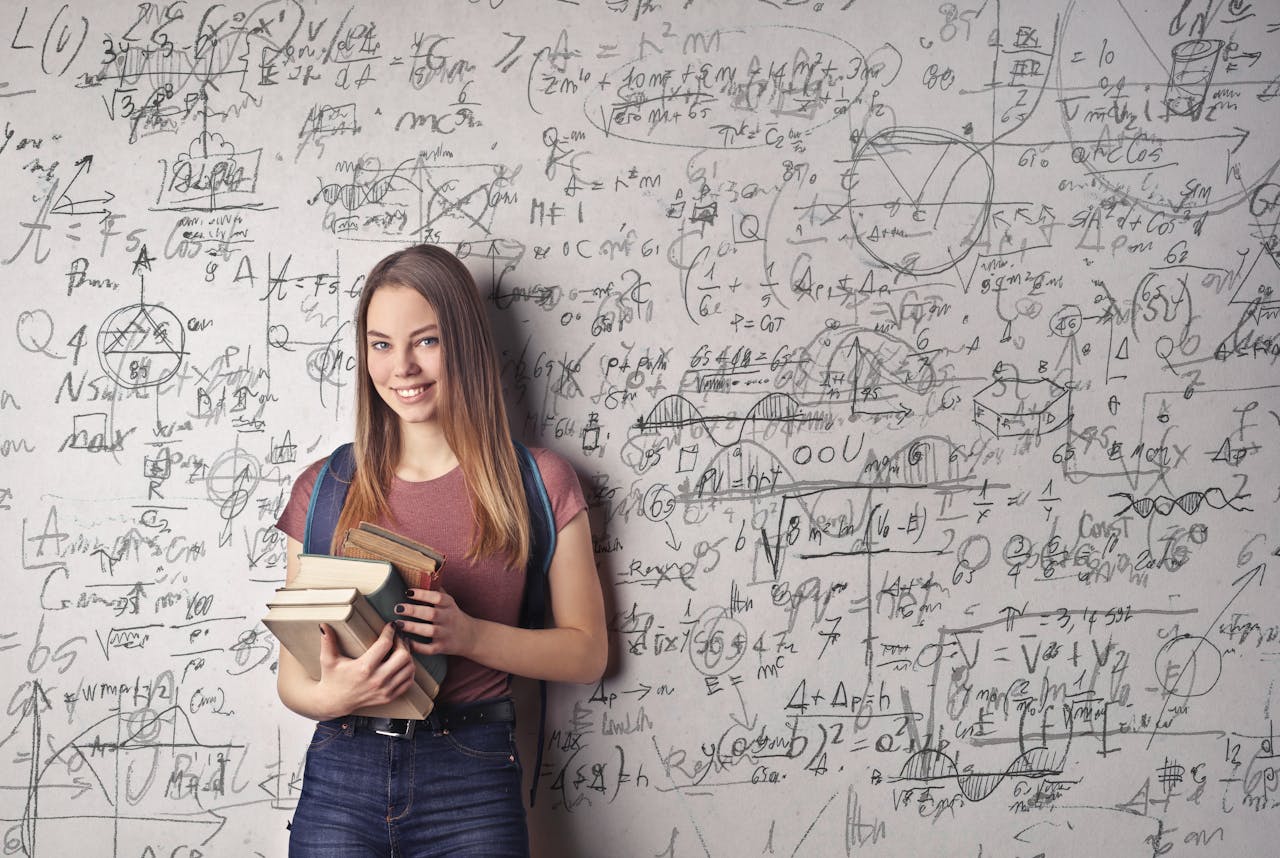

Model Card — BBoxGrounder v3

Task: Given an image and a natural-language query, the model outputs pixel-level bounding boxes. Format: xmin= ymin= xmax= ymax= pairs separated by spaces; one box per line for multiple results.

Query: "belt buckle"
xmin=374 ymin=718 xmax=416 ymax=740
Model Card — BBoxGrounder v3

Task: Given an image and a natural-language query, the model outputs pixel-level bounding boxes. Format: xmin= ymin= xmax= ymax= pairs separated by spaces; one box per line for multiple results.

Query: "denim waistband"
xmin=323 ymin=697 xmax=515 ymax=740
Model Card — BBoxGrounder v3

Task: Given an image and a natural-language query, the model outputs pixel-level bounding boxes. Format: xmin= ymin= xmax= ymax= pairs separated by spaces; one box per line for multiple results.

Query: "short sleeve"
xmin=275 ymin=458 xmax=327 ymax=543
xmin=530 ymin=447 xmax=587 ymax=533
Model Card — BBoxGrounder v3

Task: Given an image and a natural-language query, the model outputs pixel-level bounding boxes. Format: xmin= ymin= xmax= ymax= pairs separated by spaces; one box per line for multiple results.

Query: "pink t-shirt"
xmin=275 ymin=446 xmax=587 ymax=705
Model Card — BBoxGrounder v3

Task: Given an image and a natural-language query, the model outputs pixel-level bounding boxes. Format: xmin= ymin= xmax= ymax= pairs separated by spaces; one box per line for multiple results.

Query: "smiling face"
xmin=364 ymin=284 xmax=445 ymax=426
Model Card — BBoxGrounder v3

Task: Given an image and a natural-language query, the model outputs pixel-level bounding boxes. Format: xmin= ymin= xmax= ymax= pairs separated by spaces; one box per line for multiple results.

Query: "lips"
xmin=393 ymin=383 xmax=433 ymax=402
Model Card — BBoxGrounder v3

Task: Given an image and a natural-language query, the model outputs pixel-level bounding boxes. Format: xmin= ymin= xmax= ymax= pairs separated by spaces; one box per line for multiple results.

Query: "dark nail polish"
xmin=318 ymin=625 xmax=326 ymax=636
xmin=394 ymin=620 xmax=405 ymax=630
xmin=404 ymin=588 xmax=415 ymax=599
xmin=394 ymin=604 xmax=406 ymax=614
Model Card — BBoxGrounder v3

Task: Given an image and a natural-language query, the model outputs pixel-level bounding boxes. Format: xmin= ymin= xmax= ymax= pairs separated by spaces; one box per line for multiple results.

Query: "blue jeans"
xmin=288 ymin=705 xmax=529 ymax=857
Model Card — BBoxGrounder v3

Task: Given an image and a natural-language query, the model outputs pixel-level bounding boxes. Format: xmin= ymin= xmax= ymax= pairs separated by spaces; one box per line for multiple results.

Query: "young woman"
xmin=273 ymin=244 xmax=607 ymax=857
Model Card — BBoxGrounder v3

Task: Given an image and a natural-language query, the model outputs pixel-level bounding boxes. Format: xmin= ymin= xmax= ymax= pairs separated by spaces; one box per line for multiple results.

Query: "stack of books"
xmin=263 ymin=522 xmax=446 ymax=718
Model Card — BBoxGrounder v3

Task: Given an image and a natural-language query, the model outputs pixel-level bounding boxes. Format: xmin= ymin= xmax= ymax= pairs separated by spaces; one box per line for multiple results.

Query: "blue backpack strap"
xmin=513 ymin=441 xmax=557 ymax=807
xmin=515 ymin=441 xmax=556 ymax=629
xmin=303 ymin=443 xmax=356 ymax=555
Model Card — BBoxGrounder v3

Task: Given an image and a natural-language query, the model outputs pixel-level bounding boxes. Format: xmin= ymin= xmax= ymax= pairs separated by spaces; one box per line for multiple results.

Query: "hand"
xmin=394 ymin=588 xmax=478 ymax=659
xmin=315 ymin=621 xmax=418 ymax=718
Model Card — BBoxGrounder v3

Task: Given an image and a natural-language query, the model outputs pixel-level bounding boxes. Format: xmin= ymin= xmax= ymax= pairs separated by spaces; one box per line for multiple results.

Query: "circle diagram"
xmin=97 ymin=304 xmax=186 ymax=389
xmin=1154 ymin=634 xmax=1222 ymax=698
xmin=848 ymin=127 xmax=994 ymax=276
xmin=205 ymin=448 xmax=262 ymax=521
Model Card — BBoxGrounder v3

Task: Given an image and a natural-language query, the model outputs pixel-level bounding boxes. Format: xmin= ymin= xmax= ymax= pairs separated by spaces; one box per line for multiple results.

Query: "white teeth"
xmin=396 ymin=386 xmax=426 ymax=397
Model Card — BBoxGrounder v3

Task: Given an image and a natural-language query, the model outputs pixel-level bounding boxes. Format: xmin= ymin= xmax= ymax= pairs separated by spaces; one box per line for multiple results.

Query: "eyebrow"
xmin=366 ymin=324 xmax=439 ymax=338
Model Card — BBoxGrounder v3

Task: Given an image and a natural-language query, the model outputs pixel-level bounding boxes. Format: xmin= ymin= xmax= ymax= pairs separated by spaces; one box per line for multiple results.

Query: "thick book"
xmin=357 ymin=521 xmax=445 ymax=567
xmin=341 ymin=522 xmax=443 ymax=591
xmin=262 ymin=593 xmax=435 ymax=719
xmin=269 ymin=587 xmax=399 ymax=657
xmin=267 ymin=586 xmax=364 ymax=608
xmin=265 ymin=586 xmax=440 ymax=698
xmin=291 ymin=553 xmax=448 ymax=689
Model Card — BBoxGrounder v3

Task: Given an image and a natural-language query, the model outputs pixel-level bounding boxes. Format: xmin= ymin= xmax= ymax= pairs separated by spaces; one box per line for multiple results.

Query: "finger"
xmin=375 ymin=647 xmax=417 ymax=695
xmin=393 ymin=600 xmax=422 ymax=621
xmin=385 ymin=666 xmax=418 ymax=701
xmin=391 ymin=665 xmax=417 ymax=696
xmin=407 ymin=636 xmax=444 ymax=657
xmin=389 ymin=647 xmax=417 ymax=681
xmin=359 ymin=621 xmax=398 ymax=665
xmin=374 ymin=635 xmax=412 ymax=675
xmin=381 ymin=632 xmax=417 ymax=671
xmin=400 ymin=621 xmax=437 ymax=643
xmin=397 ymin=605 xmax=436 ymax=624
xmin=317 ymin=624 xmax=340 ymax=667
xmin=406 ymin=588 xmax=443 ymax=605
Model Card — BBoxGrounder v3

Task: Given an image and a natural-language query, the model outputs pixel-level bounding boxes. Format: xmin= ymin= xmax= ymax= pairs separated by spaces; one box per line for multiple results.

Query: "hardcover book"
xmin=263 ymin=587 xmax=436 ymax=718
xmin=341 ymin=527 xmax=442 ymax=592
xmin=290 ymin=550 xmax=448 ymax=689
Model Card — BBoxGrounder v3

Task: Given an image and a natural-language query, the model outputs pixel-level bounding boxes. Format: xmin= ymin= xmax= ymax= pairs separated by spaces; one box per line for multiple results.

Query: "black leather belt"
xmin=347 ymin=697 xmax=515 ymax=740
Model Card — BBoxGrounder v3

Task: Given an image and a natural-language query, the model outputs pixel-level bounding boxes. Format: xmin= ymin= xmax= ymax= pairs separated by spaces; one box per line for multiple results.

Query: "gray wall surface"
xmin=2 ymin=0 xmax=1278 ymax=854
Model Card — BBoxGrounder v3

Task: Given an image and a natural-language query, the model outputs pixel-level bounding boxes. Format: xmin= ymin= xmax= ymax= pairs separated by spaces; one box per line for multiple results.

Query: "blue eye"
xmin=370 ymin=341 xmax=389 ymax=350
xmin=418 ymin=336 xmax=439 ymax=347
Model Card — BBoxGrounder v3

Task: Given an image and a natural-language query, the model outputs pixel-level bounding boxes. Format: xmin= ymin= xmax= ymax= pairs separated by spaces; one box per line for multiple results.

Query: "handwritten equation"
xmin=2 ymin=0 xmax=1278 ymax=855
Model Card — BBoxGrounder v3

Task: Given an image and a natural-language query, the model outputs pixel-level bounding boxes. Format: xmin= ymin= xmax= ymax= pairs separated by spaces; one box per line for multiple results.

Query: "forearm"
xmin=463 ymin=619 xmax=606 ymax=685
xmin=399 ymin=512 xmax=608 ymax=684
xmin=276 ymin=648 xmax=345 ymax=721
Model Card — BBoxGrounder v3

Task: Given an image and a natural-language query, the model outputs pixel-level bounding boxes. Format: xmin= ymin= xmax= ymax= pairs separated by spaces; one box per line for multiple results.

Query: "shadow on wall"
xmin=516 ymin=498 xmax=623 ymax=858
xmin=487 ymin=270 xmax=625 ymax=858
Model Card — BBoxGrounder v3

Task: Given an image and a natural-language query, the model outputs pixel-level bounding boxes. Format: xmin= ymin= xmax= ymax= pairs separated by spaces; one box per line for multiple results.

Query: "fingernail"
xmin=318 ymin=625 xmax=326 ymax=636
xmin=394 ymin=620 xmax=405 ymax=630
xmin=394 ymin=604 xmax=406 ymax=614
xmin=404 ymin=588 xmax=415 ymax=598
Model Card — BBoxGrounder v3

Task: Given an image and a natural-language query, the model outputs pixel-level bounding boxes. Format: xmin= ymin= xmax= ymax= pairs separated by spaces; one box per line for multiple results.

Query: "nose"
xmin=392 ymin=346 xmax=421 ymax=378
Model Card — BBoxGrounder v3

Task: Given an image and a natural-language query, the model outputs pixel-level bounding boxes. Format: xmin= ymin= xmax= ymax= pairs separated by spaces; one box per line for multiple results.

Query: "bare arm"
xmin=275 ymin=536 xmax=420 ymax=720
xmin=396 ymin=509 xmax=608 ymax=684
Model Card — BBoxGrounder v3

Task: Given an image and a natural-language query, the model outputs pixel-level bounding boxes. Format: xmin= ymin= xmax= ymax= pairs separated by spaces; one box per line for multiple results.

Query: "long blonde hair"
xmin=334 ymin=244 xmax=530 ymax=568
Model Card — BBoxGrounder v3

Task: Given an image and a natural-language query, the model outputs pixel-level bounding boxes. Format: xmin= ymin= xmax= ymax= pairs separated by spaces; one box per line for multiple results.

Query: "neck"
xmin=395 ymin=420 xmax=459 ymax=481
